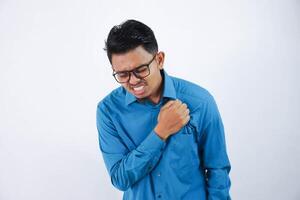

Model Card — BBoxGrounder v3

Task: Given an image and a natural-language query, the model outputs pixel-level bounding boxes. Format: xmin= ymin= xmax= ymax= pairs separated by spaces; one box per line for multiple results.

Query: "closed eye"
xmin=134 ymin=65 xmax=148 ymax=73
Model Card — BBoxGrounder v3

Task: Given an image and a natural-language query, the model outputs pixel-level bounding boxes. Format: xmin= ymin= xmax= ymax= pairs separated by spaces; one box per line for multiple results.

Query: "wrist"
xmin=154 ymin=125 xmax=169 ymax=141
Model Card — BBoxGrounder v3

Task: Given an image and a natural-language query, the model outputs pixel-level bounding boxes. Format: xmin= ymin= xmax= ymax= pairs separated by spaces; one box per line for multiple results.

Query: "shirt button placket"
xmin=156 ymin=172 xmax=162 ymax=199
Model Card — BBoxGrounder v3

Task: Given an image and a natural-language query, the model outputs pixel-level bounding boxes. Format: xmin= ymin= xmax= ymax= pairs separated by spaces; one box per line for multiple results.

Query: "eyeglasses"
xmin=112 ymin=54 xmax=156 ymax=83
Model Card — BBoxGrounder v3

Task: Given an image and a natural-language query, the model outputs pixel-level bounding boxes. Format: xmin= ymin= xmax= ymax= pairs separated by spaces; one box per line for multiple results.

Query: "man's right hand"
xmin=154 ymin=99 xmax=190 ymax=141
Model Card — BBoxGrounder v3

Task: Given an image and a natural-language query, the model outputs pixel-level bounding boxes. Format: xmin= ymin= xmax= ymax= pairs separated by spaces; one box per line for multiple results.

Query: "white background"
xmin=1 ymin=0 xmax=299 ymax=199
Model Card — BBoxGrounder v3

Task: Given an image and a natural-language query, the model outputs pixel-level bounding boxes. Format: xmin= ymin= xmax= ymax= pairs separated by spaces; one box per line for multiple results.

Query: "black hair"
xmin=104 ymin=19 xmax=158 ymax=64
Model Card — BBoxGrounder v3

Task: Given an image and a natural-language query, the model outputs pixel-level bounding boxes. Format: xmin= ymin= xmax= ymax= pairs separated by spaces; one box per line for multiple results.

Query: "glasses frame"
xmin=112 ymin=54 xmax=157 ymax=83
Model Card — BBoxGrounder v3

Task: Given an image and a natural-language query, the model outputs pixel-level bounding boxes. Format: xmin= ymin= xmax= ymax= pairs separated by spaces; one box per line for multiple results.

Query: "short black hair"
xmin=104 ymin=19 xmax=158 ymax=64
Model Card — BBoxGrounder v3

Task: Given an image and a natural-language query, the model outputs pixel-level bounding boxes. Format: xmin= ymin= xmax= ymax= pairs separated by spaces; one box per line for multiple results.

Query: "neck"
xmin=149 ymin=83 xmax=163 ymax=104
xmin=148 ymin=71 xmax=164 ymax=104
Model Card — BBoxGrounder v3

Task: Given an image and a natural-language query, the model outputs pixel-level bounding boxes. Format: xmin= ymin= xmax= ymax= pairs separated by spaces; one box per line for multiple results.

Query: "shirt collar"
xmin=125 ymin=69 xmax=177 ymax=106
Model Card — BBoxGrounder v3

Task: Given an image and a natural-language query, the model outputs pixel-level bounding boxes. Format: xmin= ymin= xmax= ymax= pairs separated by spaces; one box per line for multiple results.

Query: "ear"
xmin=156 ymin=51 xmax=165 ymax=70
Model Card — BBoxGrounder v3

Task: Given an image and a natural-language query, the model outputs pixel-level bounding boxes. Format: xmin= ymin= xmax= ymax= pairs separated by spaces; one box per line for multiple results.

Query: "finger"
xmin=183 ymin=115 xmax=190 ymax=125
xmin=180 ymin=109 xmax=189 ymax=121
xmin=177 ymin=103 xmax=187 ymax=114
xmin=179 ymin=103 xmax=187 ymax=110
xmin=166 ymin=99 xmax=181 ymax=110
xmin=162 ymin=100 xmax=175 ymax=109
xmin=183 ymin=108 xmax=190 ymax=116
xmin=173 ymin=99 xmax=182 ymax=109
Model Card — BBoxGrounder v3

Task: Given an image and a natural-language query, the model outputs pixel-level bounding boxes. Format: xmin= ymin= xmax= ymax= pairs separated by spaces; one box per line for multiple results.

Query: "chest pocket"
xmin=168 ymin=122 xmax=201 ymax=180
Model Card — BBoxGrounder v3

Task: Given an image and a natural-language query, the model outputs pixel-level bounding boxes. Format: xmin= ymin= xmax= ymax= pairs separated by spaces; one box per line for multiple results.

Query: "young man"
xmin=96 ymin=19 xmax=231 ymax=200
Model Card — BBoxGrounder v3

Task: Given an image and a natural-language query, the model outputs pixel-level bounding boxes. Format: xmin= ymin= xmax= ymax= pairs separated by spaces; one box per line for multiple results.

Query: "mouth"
xmin=133 ymin=85 xmax=144 ymax=91
xmin=131 ymin=84 xmax=146 ymax=96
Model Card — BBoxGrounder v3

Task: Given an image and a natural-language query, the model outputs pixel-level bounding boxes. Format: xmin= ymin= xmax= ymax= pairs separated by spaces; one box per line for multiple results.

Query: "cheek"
xmin=147 ymin=71 xmax=159 ymax=86
xmin=144 ymin=76 xmax=153 ymax=87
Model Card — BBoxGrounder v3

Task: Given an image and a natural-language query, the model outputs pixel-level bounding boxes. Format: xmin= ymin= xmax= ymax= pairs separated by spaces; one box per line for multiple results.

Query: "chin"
xmin=134 ymin=91 xmax=150 ymax=100
xmin=134 ymin=93 xmax=147 ymax=99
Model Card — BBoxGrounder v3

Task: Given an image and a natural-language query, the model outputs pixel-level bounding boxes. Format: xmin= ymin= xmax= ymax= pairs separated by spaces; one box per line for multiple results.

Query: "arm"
xmin=96 ymin=102 xmax=165 ymax=191
xmin=199 ymin=97 xmax=231 ymax=200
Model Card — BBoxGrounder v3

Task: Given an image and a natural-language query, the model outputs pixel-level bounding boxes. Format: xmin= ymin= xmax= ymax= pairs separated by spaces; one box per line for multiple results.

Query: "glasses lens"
xmin=134 ymin=65 xmax=150 ymax=78
xmin=115 ymin=72 xmax=129 ymax=83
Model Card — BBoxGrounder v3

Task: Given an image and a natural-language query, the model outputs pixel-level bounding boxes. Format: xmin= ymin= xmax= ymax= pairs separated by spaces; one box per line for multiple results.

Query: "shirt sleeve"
xmin=199 ymin=96 xmax=231 ymax=200
xmin=96 ymin=102 xmax=166 ymax=191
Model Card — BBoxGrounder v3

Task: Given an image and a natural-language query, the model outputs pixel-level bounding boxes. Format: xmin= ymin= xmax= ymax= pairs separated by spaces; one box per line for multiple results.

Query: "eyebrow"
xmin=113 ymin=62 xmax=149 ymax=73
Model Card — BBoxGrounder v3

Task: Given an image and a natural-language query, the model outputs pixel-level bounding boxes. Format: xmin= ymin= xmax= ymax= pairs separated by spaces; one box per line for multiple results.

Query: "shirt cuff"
xmin=138 ymin=130 xmax=166 ymax=155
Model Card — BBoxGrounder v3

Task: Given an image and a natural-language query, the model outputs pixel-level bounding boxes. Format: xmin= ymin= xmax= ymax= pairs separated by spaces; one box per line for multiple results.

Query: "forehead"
xmin=111 ymin=46 xmax=152 ymax=72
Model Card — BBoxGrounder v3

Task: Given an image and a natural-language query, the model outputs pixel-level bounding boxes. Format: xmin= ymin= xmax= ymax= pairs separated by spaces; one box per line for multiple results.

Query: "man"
xmin=96 ymin=19 xmax=231 ymax=200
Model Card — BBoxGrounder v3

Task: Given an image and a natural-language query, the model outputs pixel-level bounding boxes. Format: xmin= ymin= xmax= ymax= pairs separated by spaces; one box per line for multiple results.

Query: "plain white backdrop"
xmin=1 ymin=0 xmax=299 ymax=199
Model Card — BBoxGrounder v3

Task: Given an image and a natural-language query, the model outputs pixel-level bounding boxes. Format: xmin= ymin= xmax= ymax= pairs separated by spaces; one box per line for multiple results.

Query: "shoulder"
xmin=97 ymin=86 xmax=126 ymax=111
xmin=170 ymin=75 xmax=215 ymax=111
xmin=171 ymin=76 xmax=213 ymax=100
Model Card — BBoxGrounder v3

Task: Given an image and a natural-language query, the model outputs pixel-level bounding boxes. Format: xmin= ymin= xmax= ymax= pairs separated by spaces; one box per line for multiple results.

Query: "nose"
xmin=128 ymin=72 xmax=141 ymax=85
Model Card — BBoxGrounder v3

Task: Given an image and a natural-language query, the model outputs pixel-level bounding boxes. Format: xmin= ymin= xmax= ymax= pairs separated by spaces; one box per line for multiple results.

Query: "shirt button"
xmin=157 ymin=173 xmax=161 ymax=177
xmin=157 ymin=194 xmax=162 ymax=198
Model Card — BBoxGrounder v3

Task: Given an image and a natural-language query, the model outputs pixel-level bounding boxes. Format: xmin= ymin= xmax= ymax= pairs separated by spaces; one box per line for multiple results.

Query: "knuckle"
xmin=179 ymin=120 xmax=184 ymax=126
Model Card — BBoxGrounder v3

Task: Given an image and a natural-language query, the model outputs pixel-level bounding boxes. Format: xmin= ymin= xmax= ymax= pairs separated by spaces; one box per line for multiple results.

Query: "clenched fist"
xmin=154 ymin=99 xmax=190 ymax=141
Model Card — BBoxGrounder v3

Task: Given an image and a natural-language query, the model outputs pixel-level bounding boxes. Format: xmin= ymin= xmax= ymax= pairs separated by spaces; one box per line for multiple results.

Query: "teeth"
xmin=133 ymin=86 xmax=144 ymax=91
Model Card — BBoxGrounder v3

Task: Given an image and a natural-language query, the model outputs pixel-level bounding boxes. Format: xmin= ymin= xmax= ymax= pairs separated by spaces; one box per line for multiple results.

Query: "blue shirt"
xmin=96 ymin=70 xmax=231 ymax=200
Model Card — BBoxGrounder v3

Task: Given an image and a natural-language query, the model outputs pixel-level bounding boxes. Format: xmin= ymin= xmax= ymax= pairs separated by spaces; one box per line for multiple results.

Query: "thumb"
xmin=161 ymin=100 xmax=175 ymax=110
